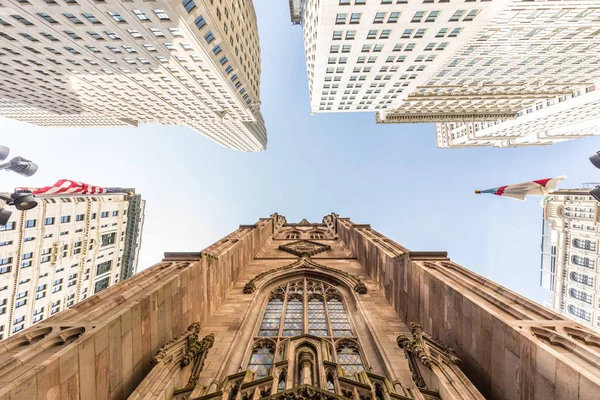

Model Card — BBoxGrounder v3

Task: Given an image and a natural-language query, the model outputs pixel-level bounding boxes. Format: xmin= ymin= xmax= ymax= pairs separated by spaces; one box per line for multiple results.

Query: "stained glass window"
xmin=336 ymin=341 xmax=364 ymax=379
xmin=248 ymin=342 xmax=275 ymax=378
xmin=327 ymin=298 xmax=353 ymax=337
xmin=258 ymin=297 xmax=283 ymax=336
xmin=308 ymin=297 xmax=328 ymax=336
xmin=283 ymin=296 xmax=303 ymax=336
xmin=256 ymin=279 xmax=355 ymax=339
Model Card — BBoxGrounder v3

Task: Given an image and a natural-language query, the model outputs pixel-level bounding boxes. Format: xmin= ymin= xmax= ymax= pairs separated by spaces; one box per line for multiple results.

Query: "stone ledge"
xmin=162 ymin=252 xmax=202 ymax=261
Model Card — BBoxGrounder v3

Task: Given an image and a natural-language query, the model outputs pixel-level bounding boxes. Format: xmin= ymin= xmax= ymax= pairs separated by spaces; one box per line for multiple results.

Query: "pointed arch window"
xmin=255 ymin=279 xmax=354 ymax=339
xmin=336 ymin=340 xmax=364 ymax=379
xmin=285 ymin=231 xmax=300 ymax=239
xmin=248 ymin=341 xmax=275 ymax=378
xmin=309 ymin=231 xmax=325 ymax=239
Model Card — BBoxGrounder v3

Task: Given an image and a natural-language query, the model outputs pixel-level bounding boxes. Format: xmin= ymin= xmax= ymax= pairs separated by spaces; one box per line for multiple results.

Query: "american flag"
xmin=18 ymin=179 xmax=107 ymax=196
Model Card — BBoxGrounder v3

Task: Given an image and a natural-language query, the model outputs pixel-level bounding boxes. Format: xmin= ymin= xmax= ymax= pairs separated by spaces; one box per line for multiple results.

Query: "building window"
xmin=25 ymin=219 xmax=36 ymax=228
xmin=247 ymin=341 xmax=275 ymax=379
xmin=573 ymin=239 xmax=596 ymax=251
xmin=572 ymin=255 xmax=595 ymax=269
xmin=108 ymin=11 xmax=126 ymax=23
xmin=61 ymin=216 xmax=71 ymax=223
xmin=336 ymin=340 xmax=364 ymax=380
xmin=570 ymin=271 xmax=594 ymax=286
xmin=569 ymin=288 xmax=593 ymax=304
xmin=183 ymin=0 xmax=196 ymax=13
xmin=373 ymin=12 xmax=386 ymax=23
xmin=1 ymin=222 xmax=15 ymax=231
xmin=94 ymin=277 xmax=110 ymax=293
xmin=44 ymin=217 xmax=55 ymax=225
xmin=96 ymin=260 xmax=112 ymax=275
xmin=194 ymin=16 xmax=206 ymax=29
xmin=0 ymin=241 xmax=13 ymax=247
xmin=568 ymin=305 xmax=591 ymax=322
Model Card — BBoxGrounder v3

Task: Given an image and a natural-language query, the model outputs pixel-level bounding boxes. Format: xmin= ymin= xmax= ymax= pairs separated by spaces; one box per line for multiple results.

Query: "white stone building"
xmin=0 ymin=189 xmax=145 ymax=340
xmin=0 ymin=0 xmax=266 ymax=151
xmin=435 ymin=83 xmax=600 ymax=148
xmin=541 ymin=188 xmax=600 ymax=332
xmin=290 ymin=0 xmax=600 ymax=147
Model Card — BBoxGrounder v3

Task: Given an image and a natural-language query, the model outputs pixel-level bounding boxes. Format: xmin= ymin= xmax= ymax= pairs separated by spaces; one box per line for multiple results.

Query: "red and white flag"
xmin=475 ymin=176 xmax=566 ymax=201
xmin=17 ymin=179 xmax=107 ymax=196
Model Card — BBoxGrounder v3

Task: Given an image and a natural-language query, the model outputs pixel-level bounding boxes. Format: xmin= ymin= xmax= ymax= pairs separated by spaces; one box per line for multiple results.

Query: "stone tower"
xmin=1 ymin=214 xmax=599 ymax=400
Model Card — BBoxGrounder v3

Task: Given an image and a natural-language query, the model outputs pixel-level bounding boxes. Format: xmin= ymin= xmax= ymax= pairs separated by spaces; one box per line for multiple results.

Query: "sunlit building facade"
xmin=541 ymin=189 xmax=600 ymax=332
xmin=0 ymin=0 xmax=266 ymax=151
xmin=290 ymin=0 xmax=600 ymax=147
xmin=0 ymin=190 xmax=145 ymax=340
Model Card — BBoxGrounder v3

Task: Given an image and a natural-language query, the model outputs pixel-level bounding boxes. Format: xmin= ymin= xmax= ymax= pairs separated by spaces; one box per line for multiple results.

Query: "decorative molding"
xmin=242 ymin=258 xmax=367 ymax=295
xmin=279 ymin=240 xmax=331 ymax=257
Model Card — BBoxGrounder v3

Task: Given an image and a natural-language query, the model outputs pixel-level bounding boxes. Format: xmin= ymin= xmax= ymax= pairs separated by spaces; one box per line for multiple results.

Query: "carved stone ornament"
xmin=279 ymin=240 xmax=331 ymax=257
xmin=398 ymin=323 xmax=460 ymax=366
xmin=242 ymin=258 xmax=367 ymax=295
xmin=152 ymin=322 xmax=202 ymax=366
xmin=262 ymin=385 xmax=346 ymax=400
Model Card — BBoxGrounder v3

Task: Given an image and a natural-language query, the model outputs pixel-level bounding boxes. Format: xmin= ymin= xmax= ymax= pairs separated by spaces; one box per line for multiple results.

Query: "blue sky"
xmin=1 ymin=0 xmax=600 ymax=305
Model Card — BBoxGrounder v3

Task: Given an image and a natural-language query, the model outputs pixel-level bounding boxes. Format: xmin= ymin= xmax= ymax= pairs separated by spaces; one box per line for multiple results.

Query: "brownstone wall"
xmin=0 ymin=218 xmax=276 ymax=400
xmin=334 ymin=215 xmax=600 ymax=400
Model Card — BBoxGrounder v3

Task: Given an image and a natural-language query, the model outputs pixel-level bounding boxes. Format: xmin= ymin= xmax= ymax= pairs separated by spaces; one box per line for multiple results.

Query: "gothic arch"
xmin=242 ymin=258 xmax=367 ymax=295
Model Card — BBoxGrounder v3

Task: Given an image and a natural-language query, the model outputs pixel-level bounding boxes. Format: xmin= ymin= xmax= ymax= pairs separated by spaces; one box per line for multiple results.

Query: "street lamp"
xmin=589 ymin=151 xmax=600 ymax=170
xmin=0 ymin=156 xmax=38 ymax=177
xmin=590 ymin=186 xmax=600 ymax=203
xmin=0 ymin=145 xmax=39 ymax=225
xmin=0 ymin=190 xmax=38 ymax=225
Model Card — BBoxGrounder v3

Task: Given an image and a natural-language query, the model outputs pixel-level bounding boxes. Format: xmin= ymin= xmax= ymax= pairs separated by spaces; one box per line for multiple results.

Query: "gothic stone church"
xmin=1 ymin=214 xmax=599 ymax=400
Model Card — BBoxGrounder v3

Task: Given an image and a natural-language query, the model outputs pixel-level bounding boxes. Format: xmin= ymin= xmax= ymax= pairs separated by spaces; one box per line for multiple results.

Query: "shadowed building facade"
xmin=1 ymin=213 xmax=599 ymax=400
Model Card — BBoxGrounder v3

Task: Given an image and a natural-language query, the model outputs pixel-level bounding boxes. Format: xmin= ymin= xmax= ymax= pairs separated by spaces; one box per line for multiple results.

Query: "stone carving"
xmin=262 ymin=385 xmax=345 ymax=400
xmin=298 ymin=219 xmax=311 ymax=225
xmin=279 ymin=240 xmax=331 ymax=257
xmin=398 ymin=323 xmax=459 ymax=367
xmin=182 ymin=331 xmax=215 ymax=367
xmin=242 ymin=258 xmax=367 ymax=295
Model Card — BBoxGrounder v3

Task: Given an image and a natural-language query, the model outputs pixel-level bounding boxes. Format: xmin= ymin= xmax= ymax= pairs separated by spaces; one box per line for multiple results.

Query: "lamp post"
xmin=0 ymin=145 xmax=39 ymax=225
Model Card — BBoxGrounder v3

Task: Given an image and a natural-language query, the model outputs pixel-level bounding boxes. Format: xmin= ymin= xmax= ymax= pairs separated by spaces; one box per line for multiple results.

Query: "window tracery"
xmin=285 ymin=231 xmax=300 ymax=239
xmin=247 ymin=340 xmax=275 ymax=379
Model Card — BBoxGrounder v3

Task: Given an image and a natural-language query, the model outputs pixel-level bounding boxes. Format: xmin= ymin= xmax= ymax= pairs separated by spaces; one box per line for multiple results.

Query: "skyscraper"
xmin=1 ymin=213 xmax=598 ymax=400
xmin=0 ymin=0 xmax=266 ymax=151
xmin=0 ymin=188 xmax=145 ymax=340
xmin=541 ymin=188 xmax=600 ymax=332
xmin=290 ymin=0 xmax=600 ymax=147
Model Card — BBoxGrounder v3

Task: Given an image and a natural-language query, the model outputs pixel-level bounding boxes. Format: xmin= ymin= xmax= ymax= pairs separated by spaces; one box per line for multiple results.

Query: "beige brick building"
xmin=0 ymin=213 xmax=599 ymax=400
xmin=0 ymin=189 xmax=145 ymax=341
xmin=0 ymin=0 xmax=266 ymax=151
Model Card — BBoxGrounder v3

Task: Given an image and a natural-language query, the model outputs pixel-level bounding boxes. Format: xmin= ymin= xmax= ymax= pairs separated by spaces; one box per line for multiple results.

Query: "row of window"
xmin=334 ymin=9 xmax=478 ymax=25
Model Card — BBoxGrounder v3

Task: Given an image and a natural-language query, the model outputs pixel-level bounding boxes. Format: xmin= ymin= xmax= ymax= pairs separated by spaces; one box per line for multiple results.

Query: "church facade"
xmin=1 ymin=213 xmax=599 ymax=400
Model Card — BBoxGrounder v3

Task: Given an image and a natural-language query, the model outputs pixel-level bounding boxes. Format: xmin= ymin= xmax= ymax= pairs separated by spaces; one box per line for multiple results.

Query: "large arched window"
xmin=250 ymin=278 xmax=363 ymax=380
xmin=573 ymin=239 xmax=596 ymax=251
xmin=568 ymin=305 xmax=591 ymax=322
xmin=255 ymin=279 xmax=354 ymax=339
xmin=569 ymin=288 xmax=593 ymax=304
xmin=572 ymin=255 xmax=595 ymax=269
xmin=570 ymin=271 xmax=594 ymax=287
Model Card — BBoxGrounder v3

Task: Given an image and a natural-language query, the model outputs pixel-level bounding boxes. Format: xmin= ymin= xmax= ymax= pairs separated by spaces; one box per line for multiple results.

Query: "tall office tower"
xmin=541 ymin=188 xmax=600 ymax=332
xmin=0 ymin=189 xmax=145 ymax=340
xmin=290 ymin=0 xmax=600 ymax=148
xmin=0 ymin=0 xmax=266 ymax=151
xmin=1 ymin=213 xmax=599 ymax=400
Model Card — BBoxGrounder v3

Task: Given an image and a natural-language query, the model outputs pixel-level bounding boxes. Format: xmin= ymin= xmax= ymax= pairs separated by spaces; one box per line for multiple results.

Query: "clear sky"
xmin=1 ymin=0 xmax=600 ymax=306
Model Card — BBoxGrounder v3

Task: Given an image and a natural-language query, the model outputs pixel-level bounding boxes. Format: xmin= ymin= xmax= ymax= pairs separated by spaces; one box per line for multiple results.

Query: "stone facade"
xmin=1 ymin=213 xmax=599 ymax=400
